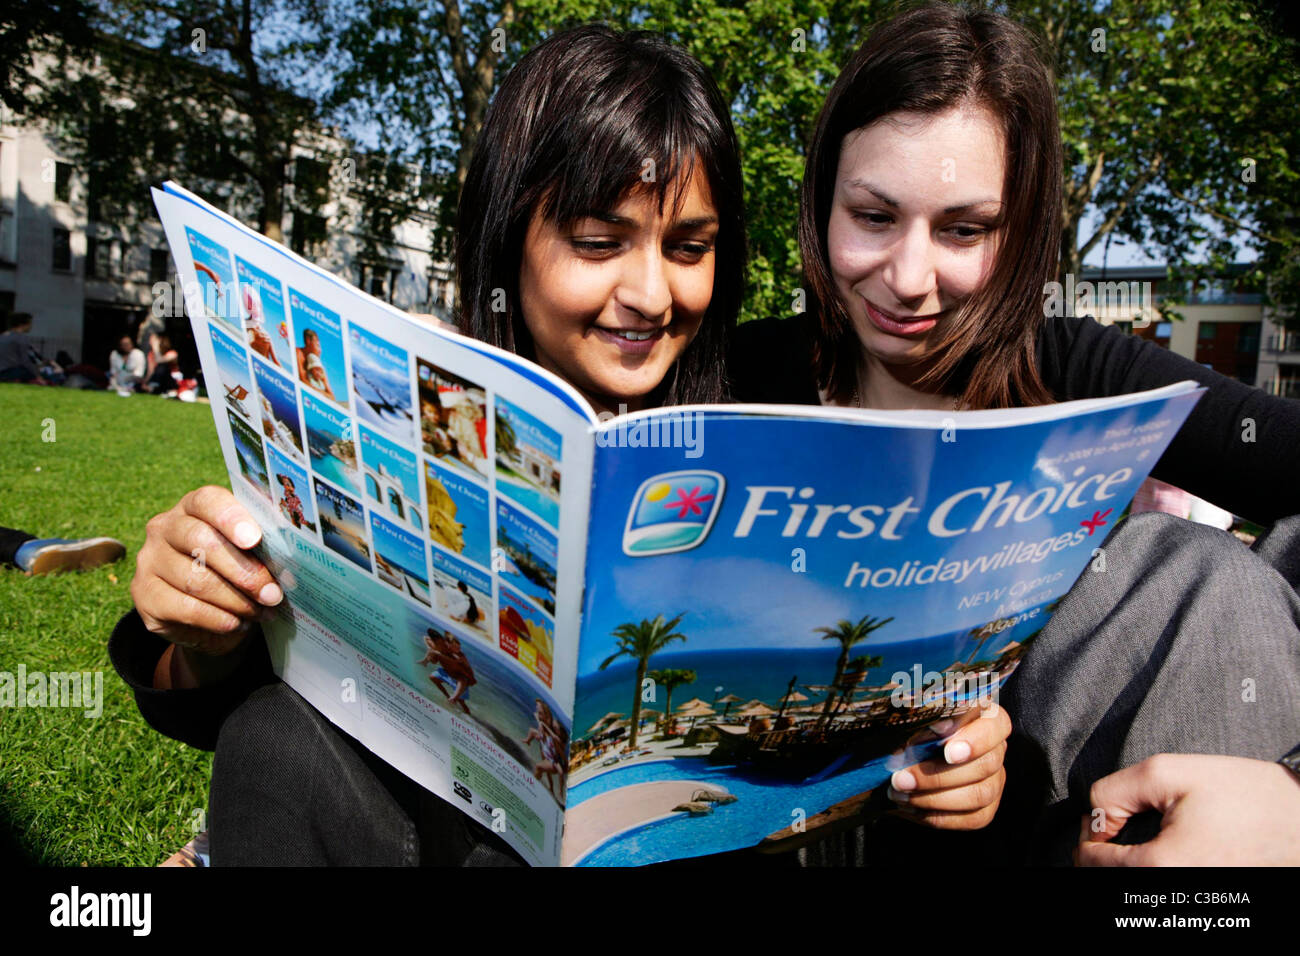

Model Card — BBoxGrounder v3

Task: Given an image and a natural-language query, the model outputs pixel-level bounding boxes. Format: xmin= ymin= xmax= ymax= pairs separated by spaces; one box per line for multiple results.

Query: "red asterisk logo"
xmin=1080 ymin=508 xmax=1113 ymax=535
xmin=665 ymin=485 xmax=714 ymax=519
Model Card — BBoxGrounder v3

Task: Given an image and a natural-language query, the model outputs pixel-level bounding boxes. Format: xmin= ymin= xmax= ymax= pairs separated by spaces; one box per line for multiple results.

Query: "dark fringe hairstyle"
xmin=455 ymin=24 xmax=747 ymax=407
xmin=800 ymin=2 xmax=1061 ymax=408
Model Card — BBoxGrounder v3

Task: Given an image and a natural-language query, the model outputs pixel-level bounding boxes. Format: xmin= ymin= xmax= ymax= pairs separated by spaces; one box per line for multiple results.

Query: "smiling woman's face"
xmin=517 ymin=170 xmax=718 ymax=415
xmin=827 ymin=105 xmax=1005 ymax=370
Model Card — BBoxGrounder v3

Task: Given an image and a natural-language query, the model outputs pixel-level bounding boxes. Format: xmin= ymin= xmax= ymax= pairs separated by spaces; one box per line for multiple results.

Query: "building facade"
xmin=0 ymin=101 xmax=453 ymax=373
xmin=1077 ymin=264 xmax=1297 ymax=397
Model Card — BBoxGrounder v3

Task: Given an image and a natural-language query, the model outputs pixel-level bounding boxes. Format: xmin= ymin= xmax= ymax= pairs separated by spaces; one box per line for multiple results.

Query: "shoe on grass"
xmin=15 ymin=537 xmax=126 ymax=575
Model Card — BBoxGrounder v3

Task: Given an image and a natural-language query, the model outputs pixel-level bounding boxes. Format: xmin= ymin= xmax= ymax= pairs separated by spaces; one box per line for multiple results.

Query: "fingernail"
xmin=258 ymin=582 xmax=283 ymax=606
xmin=930 ymin=718 xmax=955 ymax=736
xmin=234 ymin=521 xmax=260 ymax=549
xmin=887 ymin=785 xmax=910 ymax=804
xmin=944 ymin=740 xmax=972 ymax=764
xmin=891 ymin=769 xmax=917 ymax=792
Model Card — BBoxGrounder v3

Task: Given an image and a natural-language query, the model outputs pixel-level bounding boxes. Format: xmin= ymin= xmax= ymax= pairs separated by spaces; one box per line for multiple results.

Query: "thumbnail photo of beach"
xmin=402 ymin=611 xmax=570 ymax=809
xmin=251 ymin=359 xmax=306 ymax=463
xmin=371 ymin=512 xmax=431 ymax=606
xmin=418 ymin=358 xmax=490 ymax=482
xmin=303 ymin=391 xmax=360 ymax=495
xmin=266 ymin=443 xmax=318 ymax=534
xmin=209 ymin=324 xmax=254 ymax=424
xmin=360 ymin=425 xmax=423 ymax=535
xmin=495 ymin=499 xmax=557 ymax=617
xmin=494 ymin=396 xmax=561 ymax=529
xmin=236 ymin=256 xmax=295 ymax=371
xmin=186 ymin=227 xmax=237 ymax=331
xmin=498 ymin=583 xmax=554 ymax=688
xmin=430 ymin=547 xmax=493 ymax=642
xmin=314 ymin=477 xmax=371 ymax=571
xmin=227 ymin=408 xmax=272 ymax=502
xmin=351 ymin=324 xmax=415 ymax=443
xmin=425 ymin=457 xmax=491 ymax=569
xmin=289 ymin=288 xmax=348 ymax=407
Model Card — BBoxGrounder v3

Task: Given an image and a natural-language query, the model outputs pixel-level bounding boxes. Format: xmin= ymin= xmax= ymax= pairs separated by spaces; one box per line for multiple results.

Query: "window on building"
xmin=1197 ymin=323 xmax=1218 ymax=341
xmin=54 ymin=161 xmax=73 ymax=203
xmin=290 ymin=211 xmax=327 ymax=260
xmin=1238 ymin=322 xmax=1261 ymax=354
xmin=294 ymin=157 xmax=331 ymax=208
xmin=86 ymin=236 xmax=118 ymax=278
xmin=150 ymin=249 xmax=171 ymax=285
xmin=51 ymin=227 xmax=72 ymax=271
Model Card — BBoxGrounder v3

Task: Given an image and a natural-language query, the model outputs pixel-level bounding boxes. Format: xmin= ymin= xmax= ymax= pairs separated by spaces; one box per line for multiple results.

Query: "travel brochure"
xmin=155 ymin=182 xmax=1204 ymax=866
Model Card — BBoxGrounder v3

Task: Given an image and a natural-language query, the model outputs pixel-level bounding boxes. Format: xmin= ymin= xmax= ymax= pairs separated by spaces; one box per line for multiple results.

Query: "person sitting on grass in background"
xmin=0 ymin=313 xmax=48 ymax=384
xmin=0 ymin=525 xmax=125 ymax=576
xmin=109 ymin=335 xmax=147 ymax=395
xmin=144 ymin=333 xmax=182 ymax=395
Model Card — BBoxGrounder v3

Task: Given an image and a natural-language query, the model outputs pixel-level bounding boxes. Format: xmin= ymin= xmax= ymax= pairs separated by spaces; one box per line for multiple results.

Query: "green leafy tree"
xmin=1014 ymin=0 xmax=1300 ymax=316
xmin=646 ymin=667 xmax=697 ymax=735
xmin=599 ymin=613 xmax=688 ymax=749
xmin=815 ymin=613 xmax=892 ymax=727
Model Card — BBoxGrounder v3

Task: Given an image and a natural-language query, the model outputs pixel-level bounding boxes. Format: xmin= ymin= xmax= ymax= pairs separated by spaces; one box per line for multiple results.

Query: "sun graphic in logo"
xmin=646 ymin=482 xmax=671 ymax=503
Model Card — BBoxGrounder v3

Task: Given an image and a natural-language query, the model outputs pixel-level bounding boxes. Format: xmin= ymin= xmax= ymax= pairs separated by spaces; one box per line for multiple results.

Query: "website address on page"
xmin=1114 ymin=916 xmax=1251 ymax=929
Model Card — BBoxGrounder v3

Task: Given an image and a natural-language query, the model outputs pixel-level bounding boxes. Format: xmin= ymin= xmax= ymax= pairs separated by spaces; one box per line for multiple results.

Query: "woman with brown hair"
xmin=731 ymin=2 xmax=1300 ymax=864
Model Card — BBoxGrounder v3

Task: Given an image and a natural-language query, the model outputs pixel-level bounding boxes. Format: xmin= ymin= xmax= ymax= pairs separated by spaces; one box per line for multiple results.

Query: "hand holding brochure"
xmin=155 ymin=182 xmax=1203 ymax=866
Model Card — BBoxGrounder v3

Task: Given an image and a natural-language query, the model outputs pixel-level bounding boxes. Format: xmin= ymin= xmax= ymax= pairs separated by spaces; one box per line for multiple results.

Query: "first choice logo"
xmin=623 ymin=470 xmax=725 ymax=557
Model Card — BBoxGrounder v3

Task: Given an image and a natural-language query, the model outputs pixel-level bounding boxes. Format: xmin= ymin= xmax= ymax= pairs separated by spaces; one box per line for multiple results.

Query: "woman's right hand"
xmin=131 ymin=485 xmax=283 ymax=657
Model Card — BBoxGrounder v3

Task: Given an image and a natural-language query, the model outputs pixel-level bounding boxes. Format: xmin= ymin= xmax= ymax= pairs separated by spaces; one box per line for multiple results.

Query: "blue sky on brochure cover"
xmin=577 ymin=395 xmax=1201 ymax=675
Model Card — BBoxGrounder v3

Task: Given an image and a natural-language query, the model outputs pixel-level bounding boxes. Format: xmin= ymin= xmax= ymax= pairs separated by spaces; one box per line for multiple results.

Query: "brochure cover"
xmin=154 ymin=182 xmax=1204 ymax=867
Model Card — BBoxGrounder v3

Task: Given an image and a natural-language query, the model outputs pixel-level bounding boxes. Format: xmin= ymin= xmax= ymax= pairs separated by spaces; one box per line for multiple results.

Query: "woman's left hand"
xmin=887 ymin=700 xmax=1011 ymax=830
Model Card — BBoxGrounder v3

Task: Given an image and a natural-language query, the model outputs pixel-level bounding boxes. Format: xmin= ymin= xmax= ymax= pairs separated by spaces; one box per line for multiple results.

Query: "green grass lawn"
xmin=0 ymin=384 xmax=229 ymax=865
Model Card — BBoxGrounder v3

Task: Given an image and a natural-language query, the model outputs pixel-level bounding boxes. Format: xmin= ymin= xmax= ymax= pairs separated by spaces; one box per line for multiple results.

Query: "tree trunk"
xmin=259 ymin=168 xmax=285 ymax=242
xmin=1059 ymin=214 xmax=1081 ymax=285
xmin=629 ymin=660 xmax=645 ymax=750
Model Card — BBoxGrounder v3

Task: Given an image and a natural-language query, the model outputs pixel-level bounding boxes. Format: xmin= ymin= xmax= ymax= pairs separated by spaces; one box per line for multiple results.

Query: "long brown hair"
xmin=800 ymin=2 xmax=1060 ymax=408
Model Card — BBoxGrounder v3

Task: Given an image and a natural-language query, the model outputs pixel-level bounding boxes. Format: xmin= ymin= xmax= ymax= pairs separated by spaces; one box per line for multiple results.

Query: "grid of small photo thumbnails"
xmin=188 ymin=227 xmax=562 ymax=688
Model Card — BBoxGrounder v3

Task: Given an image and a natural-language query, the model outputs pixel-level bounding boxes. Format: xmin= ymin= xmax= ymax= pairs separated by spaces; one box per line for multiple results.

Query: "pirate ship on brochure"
xmin=708 ymin=639 xmax=1033 ymax=778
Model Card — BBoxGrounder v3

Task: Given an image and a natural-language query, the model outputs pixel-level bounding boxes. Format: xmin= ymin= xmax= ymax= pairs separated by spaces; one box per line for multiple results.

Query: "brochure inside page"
xmin=154 ymin=184 xmax=597 ymax=866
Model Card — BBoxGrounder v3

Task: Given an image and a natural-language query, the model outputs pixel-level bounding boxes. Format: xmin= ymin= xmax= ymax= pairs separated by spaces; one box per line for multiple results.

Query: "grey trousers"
xmin=211 ymin=512 xmax=1300 ymax=866
xmin=996 ymin=511 xmax=1300 ymax=864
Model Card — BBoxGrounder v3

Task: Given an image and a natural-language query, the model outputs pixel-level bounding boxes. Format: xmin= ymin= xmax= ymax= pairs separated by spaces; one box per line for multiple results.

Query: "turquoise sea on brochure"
xmin=570 ymin=394 xmax=1201 ymax=865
